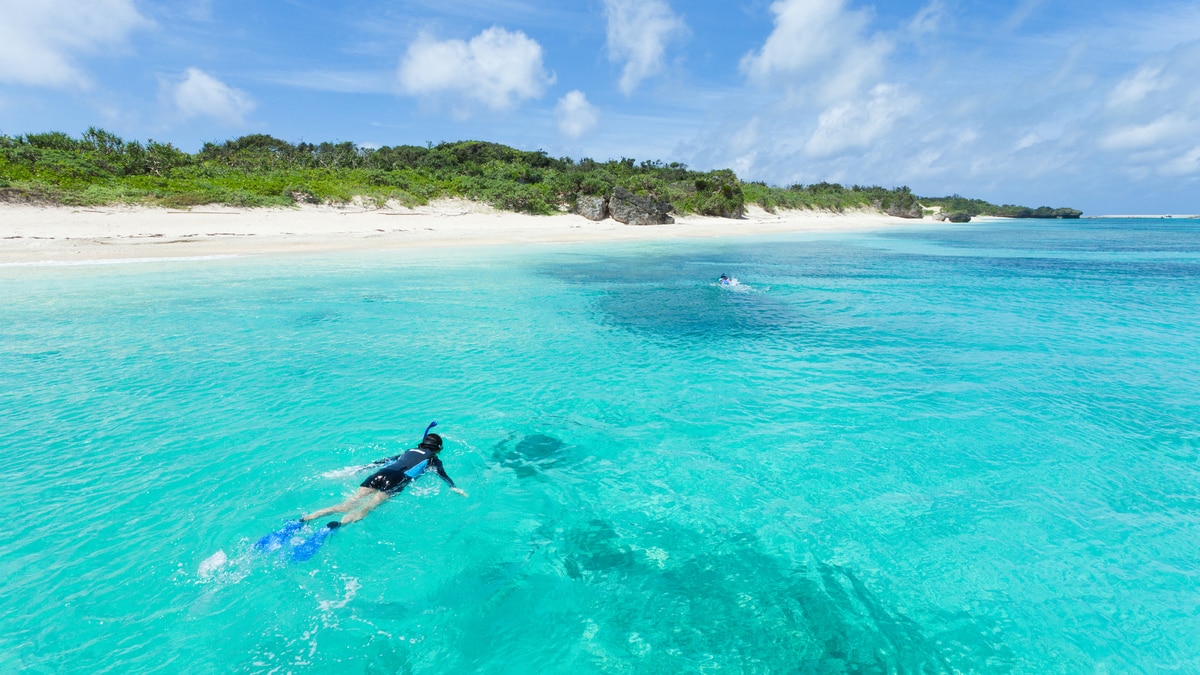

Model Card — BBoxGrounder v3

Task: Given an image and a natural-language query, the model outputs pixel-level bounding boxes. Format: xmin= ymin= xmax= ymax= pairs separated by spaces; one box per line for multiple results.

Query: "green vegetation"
xmin=0 ymin=128 xmax=1078 ymax=218
xmin=742 ymin=181 xmax=922 ymax=217
xmin=920 ymin=194 xmax=1082 ymax=219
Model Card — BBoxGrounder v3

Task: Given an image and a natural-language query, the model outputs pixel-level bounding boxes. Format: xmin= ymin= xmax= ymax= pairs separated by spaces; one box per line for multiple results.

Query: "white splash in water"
xmin=198 ymin=550 xmax=228 ymax=578
xmin=320 ymin=464 xmax=369 ymax=480
xmin=318 ymin=576 xmax=362 ymax=611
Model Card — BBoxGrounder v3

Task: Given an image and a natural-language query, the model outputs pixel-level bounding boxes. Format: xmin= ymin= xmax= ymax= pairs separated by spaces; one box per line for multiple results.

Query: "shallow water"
xmin=2 ymin=218 xmax=1198 ymax=673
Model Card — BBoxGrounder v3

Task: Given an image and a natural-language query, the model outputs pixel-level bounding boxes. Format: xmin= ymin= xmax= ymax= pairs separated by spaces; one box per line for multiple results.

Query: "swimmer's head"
xmin=418 ymin=433 xmax=443 ymax=453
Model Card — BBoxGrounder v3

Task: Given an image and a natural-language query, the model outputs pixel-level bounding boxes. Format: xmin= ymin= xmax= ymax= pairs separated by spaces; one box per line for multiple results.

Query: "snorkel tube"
xmin=421 ymin=420 xmax=438 ymax=441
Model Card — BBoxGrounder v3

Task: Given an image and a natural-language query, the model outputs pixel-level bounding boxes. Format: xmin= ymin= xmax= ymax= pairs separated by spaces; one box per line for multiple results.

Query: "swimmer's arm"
xmin=432 ymin=458 xmax=468 ymax=497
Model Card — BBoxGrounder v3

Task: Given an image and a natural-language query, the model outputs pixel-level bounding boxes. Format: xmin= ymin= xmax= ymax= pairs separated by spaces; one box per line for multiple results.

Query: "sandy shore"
xmin=0 ymin=199 xmax=920 ymax=265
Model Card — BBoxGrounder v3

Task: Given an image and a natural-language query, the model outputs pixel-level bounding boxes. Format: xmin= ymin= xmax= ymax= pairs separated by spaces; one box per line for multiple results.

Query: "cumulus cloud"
xmin=603 ymin=0 xmax=686 ymax=95
xmin=172 ymin=68 xmax=255 ymax=124
xmin=398 ymin=27 xmax=553 ymax=112
xmin=0 ymin=0 xmax=151 ymax=88
xmin=556 ymin=90 xmax=599 ymax=138
xmin=805 ymin=83 xmax=918 ymax=156
xmin=742 ymin=0 xmax=853 ymax=78
xmin=740 ymin=0 xmax=890 ymax=102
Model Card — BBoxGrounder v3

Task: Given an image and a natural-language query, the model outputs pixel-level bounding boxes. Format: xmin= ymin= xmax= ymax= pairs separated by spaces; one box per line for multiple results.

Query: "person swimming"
xmin=301 ymin=431 xmax=467 ymax=528
xmin=718 ymin=274 xmax=736 ymax=285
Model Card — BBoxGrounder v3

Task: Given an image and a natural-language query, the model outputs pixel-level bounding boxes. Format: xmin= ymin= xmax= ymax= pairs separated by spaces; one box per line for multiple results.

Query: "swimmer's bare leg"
xmin=339 ymin=490 xmax=393 ymax=525
xmin=302 ymin=487 xmax=375 ymax=521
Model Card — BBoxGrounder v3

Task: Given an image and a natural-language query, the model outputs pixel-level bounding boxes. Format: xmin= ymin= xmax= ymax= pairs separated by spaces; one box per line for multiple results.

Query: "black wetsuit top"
xmin=360 ymin=448 xmax=456 ymax=493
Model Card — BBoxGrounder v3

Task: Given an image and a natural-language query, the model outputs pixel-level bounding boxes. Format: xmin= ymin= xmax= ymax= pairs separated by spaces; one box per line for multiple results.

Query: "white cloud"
xmin=730 ymin=118 xmax=761 ymax=153
xmin=398 ymin=27 xmax=553 ymax=112
xmin=742 ymin=0 xmax=853 ymax=79
xmin=726 ymin=118 xmax=762 ymax=176
xmin=268 ymin=70 xmax=393 ymax=94
xmin=172 ymin=68 xmax=255 ymax=125
xmin=1100 ymin=114 xmax=1191 ymax=151
xmin=903 ymin=148 xmax=944 ymax=179
xmin=908 ymin=1 xmax=944 ymax=36
xmin=805 ymin=84 xmax=918 ymax=156
xmin=1015 ymin=132 xmax=1040 ymax=151
xmin=1107 ymin=66 xmax=1166 ymax=108
xmin=1002 ymin=0 xmax=1044 ymax=32
xmin=603 ymin=0 xmax=686 ymax=95
xmin=556 ymin=90 xmax=599 ymax=138
xmin=0 ymin=0 xmax=151 ymax=88
xmin=183 ymin=0 xmax=215 ymax=21
xmin=1162 ymin=145 xmax=1200 ymax=177
xmin=740 ymin=0 xmax=891 ymax=104
xmin=957 ymin=128 xmax=981 ymax=146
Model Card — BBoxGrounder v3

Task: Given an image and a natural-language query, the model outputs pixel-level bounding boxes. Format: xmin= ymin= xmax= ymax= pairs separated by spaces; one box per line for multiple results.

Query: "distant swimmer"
xmin=718 ymin=274 xmax=738 ymax=286
xmin=302 ymin=427 xmax=467 ymax=530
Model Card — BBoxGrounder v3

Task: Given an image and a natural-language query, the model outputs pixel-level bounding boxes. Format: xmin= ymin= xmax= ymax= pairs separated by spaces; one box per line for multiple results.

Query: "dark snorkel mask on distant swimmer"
xmin=417 ymin=421 xmax=442 ymax=452
xmin=418 ymin=433 xmax=442 ymax=453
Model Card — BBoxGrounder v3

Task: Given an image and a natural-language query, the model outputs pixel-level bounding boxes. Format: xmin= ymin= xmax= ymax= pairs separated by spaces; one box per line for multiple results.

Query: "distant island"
xmin=0 ymin=128 xmax=1082 ymax=222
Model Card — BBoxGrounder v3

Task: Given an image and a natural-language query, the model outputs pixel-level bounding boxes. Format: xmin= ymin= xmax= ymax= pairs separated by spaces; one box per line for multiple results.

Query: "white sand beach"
xmin=0 ymin=199 xmax=920 ymax=265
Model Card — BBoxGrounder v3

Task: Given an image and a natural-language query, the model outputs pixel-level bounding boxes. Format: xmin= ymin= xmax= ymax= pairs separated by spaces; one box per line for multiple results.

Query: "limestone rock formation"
xmin=609 ymin=186 xmax=674 ymax=225
xmin=1012 ymin=207 xmax=1083 ymax=219
xmin=880 ymin=202 xmax=923 ymax=218
xmin=575 ymin=195 xmax=608 ymax=221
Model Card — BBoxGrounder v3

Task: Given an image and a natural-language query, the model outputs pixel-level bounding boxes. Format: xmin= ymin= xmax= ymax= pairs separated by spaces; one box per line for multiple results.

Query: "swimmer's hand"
xmin=451 ymin=487 xmax=469 ymax=498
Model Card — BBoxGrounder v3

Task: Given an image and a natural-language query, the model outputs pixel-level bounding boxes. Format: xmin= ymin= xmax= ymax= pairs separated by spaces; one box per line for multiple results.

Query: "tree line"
xmin=0 ymin=128 xmax=1078 ymax=218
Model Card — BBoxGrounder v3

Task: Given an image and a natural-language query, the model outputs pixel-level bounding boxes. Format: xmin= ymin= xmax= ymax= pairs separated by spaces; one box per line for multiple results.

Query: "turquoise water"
xmin=2 ymin=218 xmax=1198 ymax=673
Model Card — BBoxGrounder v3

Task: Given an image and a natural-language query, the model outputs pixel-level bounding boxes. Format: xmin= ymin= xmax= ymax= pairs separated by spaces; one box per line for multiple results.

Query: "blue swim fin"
xmin=254 ymin=519 xmax=304 ymax=552
xmin=290 ymin=522 xmax=339 ymax=562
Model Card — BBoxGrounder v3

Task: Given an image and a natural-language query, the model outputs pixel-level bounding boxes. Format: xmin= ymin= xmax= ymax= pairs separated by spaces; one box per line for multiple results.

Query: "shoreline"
xmin=1087 ymin=214 xmax=1200 ymax=219
xmin=1 ymin=200 xmax=925 ymax=265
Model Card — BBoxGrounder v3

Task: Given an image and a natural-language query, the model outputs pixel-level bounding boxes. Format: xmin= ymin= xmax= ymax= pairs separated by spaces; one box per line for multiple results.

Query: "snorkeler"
xmin=301 ymin=431 xmax=468 ymax=528
xmin=719 ymin=273 xmax=736 ymax=285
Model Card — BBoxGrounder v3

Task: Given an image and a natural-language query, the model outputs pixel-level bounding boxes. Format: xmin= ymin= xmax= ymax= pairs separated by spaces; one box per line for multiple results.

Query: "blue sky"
xmin=1 ymin=0 xmax=1198 ymax=214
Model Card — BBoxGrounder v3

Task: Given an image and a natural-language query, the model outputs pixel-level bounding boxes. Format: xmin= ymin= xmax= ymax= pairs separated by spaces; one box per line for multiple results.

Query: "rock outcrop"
xmin=1011 ymin=207 xmax=1083 ymax=219
xmin=878 ymin=201 xmax=923 ymax=218
xmin=574 ymin=195 xmax=608 ymax=221
xmin=609 ymin=186 xmax=674 ymax=225
xmin=289 ymin=189 xmax=319 ymax=204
